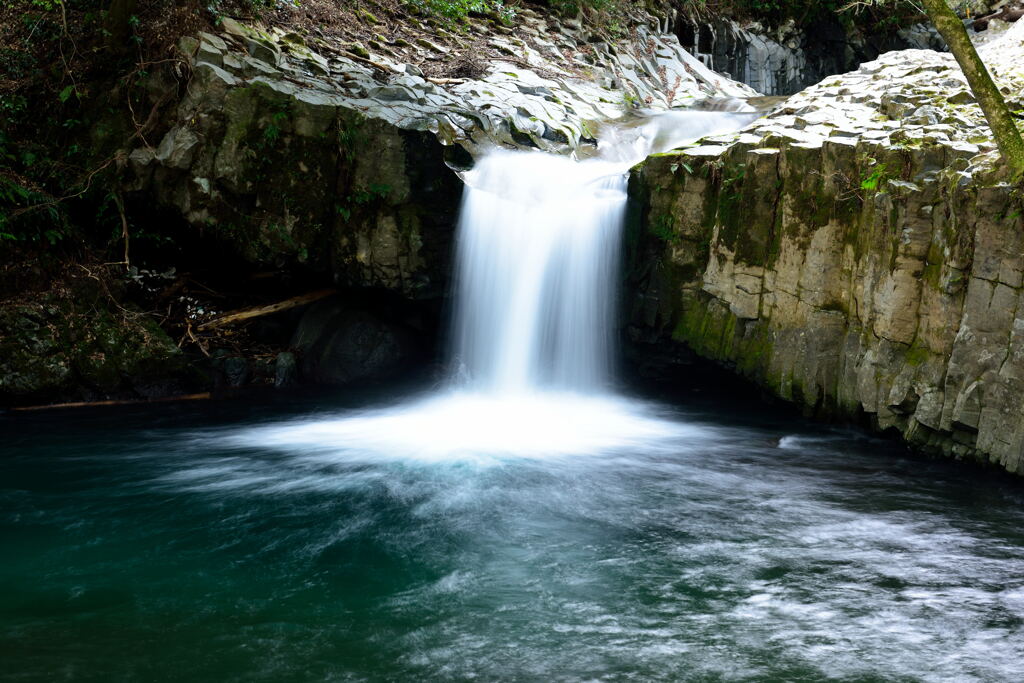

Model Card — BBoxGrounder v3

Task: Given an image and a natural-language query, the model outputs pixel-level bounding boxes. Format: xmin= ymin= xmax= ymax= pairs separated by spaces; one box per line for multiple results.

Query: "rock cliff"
xmin=629 ymin=23 xmax=1024 ymax=473
xmin=128 ymin=9 xmax=753 ymax=296
xmin=3 ymin=4 xmax=759 ymax=406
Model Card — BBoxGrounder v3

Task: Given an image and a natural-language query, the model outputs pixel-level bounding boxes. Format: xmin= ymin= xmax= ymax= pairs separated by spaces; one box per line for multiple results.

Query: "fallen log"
xmin=10 ymin=392 xmax=212 ymax=412
xmin=197 ymin=289 xmax=335 ymax=331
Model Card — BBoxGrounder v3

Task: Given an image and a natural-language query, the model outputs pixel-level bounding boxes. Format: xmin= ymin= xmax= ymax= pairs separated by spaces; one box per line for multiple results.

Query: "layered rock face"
xmin=127 ymin=10 xmax=752 ymax=297
xmin=0 ymin=7 xmax=758 ymax=407
xmin=672 ymin=14 xmax=942 ymax=96
xmin=629 ymin=26 xmax=1024 ymax=473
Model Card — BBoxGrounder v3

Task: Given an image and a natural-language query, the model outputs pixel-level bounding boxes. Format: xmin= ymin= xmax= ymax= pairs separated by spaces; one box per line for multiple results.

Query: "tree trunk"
xmin=920 ymin=0 xmax=1024 ymax=179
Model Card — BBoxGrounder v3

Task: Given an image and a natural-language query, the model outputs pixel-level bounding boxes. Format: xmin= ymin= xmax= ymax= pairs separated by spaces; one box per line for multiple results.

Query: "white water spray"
xmin=236 ymin=110 xmax=756 ymax=460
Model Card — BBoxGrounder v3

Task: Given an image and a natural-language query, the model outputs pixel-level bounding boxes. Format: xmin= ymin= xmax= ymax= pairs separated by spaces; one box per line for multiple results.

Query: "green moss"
xmin=336 ymin=111 xmax=367 ymax=162
xmin=735 ymin=322 xmax=774 ymax=378
xmin=0 ymin=293 xmax=193 ymax=404
xmin=905 ymin=341 xmax=931 ymax=367
xmin=347 ymin=43 xmax=371 ymax=59
xmin=715 ymin=153 xmax=785 ymax=268
xmin=922 ymin=262 xmax=942 ymax=290
xmin=789 ymin=182 xmax=832 ymax=229
xmin=649 ymin=214 xmax=680 ymax=245
xmin=646 ymin=150 xmax=687 ymax=160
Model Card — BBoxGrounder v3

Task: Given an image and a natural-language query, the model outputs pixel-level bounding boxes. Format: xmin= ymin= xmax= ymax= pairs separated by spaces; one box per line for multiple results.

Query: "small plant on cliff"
xmin=406 ymin=0 xmax=516 ymax=23
xmin=860 ymin=163 xmax=889 ymax=191
xmin=650 ymin=215 xmax=682 ymax=245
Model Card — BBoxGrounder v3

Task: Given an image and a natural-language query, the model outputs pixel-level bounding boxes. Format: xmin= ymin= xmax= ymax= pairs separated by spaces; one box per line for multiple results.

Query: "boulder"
xmin=291 ymin=298 xmax=415 ymax=385
xmin=274 ymin=351 xmax=299 ymax=388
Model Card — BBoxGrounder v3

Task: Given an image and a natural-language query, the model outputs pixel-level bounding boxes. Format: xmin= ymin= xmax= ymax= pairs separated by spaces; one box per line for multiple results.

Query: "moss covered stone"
xmin=0 ymin=293 xmax=197 ymax=406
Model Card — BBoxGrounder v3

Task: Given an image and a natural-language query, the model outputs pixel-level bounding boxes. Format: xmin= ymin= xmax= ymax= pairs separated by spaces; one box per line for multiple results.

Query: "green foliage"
xmin=860 ymin=163 xmax=889 ymax=191
xmin=0 ymin=128 xmax=67 ymax=245
xmin=670 ymin=161 xmax=695 ymax=175
xmin=680 ymin=0 xmax=924 ymax=30
xmin=336 ymin=114 xmax=367 ymax=162
xmin=335 ymin=183 xmax=391 ymax=221
xmin=405 ymin=0 xmax=516 ymax=23
xmin=0 ymin=180 xmax=65 ymax=246
xmin=722 ymin=0 xmax=875 ymax=23
xmin=650 ymin=214 xmax=681 ymax=245
xmin=263 ymin=109 xmax=289 ymax=145
xmin=210 ymin=0 xmax=293 ymax=17
xmin=546 ymin=0 xmax=618 ymax=18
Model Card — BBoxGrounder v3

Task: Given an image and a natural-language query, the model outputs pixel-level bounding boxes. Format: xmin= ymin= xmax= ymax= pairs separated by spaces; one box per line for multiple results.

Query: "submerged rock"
xmin=274 ymin=351 xmax=298 ymax=388
xmin=223 ymin=356 xmax=251 ymax=388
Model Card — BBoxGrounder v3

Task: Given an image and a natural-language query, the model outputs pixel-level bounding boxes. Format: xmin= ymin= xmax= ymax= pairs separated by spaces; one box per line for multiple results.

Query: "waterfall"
xmin=450 ymin=152 xmax=626 ymax=393
xmin=238 ymin=109 xmax=758 ymax=460
xmin=449 ymin=109 xmax=756 ymax=396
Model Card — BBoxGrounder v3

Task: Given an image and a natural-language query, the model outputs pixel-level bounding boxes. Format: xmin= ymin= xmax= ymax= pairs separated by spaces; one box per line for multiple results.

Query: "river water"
xmin=4 ymin=386 xmax=1024 ymax=681
xmin=4 ymin=112 xmax=1024 ymax=680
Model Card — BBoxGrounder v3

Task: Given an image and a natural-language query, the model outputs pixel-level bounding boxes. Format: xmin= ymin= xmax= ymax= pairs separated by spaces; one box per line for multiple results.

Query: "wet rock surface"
xmin=290 ymin=298 xmax=416 ymax=386
xmin=0 ymin=295 xmax=198 ymax=406
xmin=126 ymin=9 xmax=753 ymax=300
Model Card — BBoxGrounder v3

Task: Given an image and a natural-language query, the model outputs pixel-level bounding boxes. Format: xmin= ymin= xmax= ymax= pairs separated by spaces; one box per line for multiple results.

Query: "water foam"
xmin=230 ymin=392 xmax=694 ymax=463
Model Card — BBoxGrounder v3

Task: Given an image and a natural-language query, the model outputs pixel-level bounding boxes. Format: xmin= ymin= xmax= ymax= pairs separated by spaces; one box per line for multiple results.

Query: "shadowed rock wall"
xmin=672 ymin=15 xmax=943 ymax=95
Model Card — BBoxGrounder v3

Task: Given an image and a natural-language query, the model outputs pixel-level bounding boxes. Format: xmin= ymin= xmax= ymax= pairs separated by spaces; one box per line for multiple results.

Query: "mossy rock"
xmin=0 ymin=295 xmax=199 ymax=406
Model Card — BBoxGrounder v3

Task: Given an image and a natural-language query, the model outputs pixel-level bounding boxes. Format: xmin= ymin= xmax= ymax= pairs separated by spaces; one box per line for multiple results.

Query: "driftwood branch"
xmin=11 ymin=392 xmax=211 ymax=412
xmin=197 ymin=289 xmax=335 ymax=331
xmin=426 ymin=77 xmax=466 ymax=85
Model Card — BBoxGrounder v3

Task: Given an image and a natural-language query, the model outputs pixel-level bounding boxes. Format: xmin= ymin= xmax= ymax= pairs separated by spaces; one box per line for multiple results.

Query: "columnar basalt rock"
xmin=125 ymin=10 xmax=753 ymax=298
xmin=629 ymin=25 xmax=1024 ymax=474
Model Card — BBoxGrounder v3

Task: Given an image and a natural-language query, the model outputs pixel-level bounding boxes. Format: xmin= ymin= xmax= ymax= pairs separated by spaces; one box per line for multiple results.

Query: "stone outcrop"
xmin=7 ymin=6 xmax=761 ymax=406
xmin=671 ymin=14 xmax=942 ymax=96
xmin=0 ymin=290 xmax=197 ymax=405
xmin=125 ymin=10 xmax=753 ymax=299
xmin=628 ymin=24 xmax=1024 ymax=474
xmin=290 ymin=297 xmax=418 ymax=385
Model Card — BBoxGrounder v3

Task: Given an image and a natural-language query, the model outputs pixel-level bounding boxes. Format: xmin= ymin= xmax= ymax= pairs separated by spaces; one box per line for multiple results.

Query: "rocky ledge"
xmin=126 ymin=8 xmax=753 ymax=297
xmin=4 ymin=6 xmax=758 ymax=408
xmin=629 ymin=22 xmax=1024 ymax=474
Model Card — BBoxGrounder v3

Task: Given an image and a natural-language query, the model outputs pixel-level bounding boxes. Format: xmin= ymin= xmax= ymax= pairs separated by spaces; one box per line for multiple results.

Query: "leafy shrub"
xmin=405 ymin=0 xmax=517 ymax=23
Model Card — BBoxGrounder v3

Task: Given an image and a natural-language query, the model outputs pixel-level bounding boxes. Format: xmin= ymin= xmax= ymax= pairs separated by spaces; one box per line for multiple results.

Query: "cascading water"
xmin=449 ymin=109 xmax=755 ymax=396
xmin=235 ymin=110 xmax=757 ymax=460
xmin=449 ymin=151 xmax=625 ymax=393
